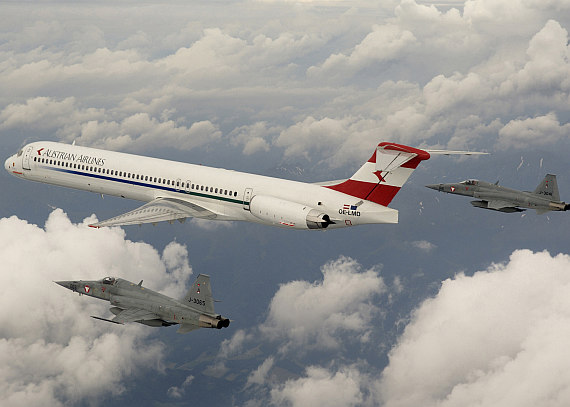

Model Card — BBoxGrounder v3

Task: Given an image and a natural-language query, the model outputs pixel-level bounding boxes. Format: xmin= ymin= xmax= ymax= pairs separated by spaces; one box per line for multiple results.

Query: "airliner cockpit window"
xmin=103 ymin=277 xmax=116 ymax=285
xmin=17 ymin=149 xmax=23 ymax=157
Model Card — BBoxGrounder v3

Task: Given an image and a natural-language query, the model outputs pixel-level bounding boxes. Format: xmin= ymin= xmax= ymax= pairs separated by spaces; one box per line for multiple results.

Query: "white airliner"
xmin=5 ymin=140 xmax=482 ymax=230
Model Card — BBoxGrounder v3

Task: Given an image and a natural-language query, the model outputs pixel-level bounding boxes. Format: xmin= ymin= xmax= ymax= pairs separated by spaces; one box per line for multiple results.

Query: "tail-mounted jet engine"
xmin=249 ymin=195 xmax=335 ymax=229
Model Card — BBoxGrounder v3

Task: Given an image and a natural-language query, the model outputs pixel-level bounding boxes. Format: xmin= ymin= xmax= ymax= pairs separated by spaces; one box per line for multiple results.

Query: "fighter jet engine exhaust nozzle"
xmin=249 ymin=195 xmax=335 ymax=230
xmin=199 ymin=315 xmax=230 ymax=329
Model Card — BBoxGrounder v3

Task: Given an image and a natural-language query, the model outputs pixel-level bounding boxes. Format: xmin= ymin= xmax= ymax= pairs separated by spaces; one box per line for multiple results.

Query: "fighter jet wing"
xmin=89 ymin=197 xmax=218 ymax=227
xmin=487 ymin=200 xmax=517 ymax=210
xmin=112 ymin=307 xmax=161 ymax=324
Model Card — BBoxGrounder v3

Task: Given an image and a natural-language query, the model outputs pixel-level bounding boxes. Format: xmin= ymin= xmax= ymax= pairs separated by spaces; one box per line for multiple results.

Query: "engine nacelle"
xmin=249 ymin=195 xmax=334 ymax=230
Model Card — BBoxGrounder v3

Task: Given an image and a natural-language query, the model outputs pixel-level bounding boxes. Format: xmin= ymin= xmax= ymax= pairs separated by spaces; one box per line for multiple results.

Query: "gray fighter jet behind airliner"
xmin=55 ymin=275 xmax=230 ymax=333
xmin=426 ymin=174 xmax=570 ymax=214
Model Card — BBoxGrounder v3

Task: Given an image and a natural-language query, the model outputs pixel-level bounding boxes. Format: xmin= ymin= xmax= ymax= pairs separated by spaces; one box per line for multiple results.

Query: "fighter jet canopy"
xmin=102 ymin=277 xmax=116 ymax=285
xmin=461 ymin=180 xmax=479 ymax=186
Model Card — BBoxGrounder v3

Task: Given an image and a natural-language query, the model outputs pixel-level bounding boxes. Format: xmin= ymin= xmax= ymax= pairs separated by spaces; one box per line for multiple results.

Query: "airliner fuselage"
xmin=5 ymin=140 xmax=445 ymax=230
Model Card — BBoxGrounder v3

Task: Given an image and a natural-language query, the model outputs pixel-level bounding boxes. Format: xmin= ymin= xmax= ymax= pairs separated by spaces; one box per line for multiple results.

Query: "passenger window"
xmin=215 ymin=188 xmax=218 ymax=193
xmin=234 ymin=192 xmax=237 ymax=197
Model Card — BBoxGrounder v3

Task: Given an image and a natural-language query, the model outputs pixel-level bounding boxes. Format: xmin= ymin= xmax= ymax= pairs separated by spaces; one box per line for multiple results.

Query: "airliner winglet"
xmin=5 ymin=141 xmax=483 ymax=230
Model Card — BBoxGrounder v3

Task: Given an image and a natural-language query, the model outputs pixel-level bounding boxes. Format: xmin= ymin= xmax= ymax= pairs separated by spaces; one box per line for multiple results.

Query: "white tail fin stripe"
xmin=351 ymin=165 xmax=414 ymax=186
xmin=375 ymin=147 xmax=416 ymax=173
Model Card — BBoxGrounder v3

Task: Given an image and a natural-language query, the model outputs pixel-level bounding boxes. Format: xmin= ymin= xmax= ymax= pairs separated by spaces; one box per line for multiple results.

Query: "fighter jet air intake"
xmin=55 ymin=275 xmax=230 ymax=334
xmin=5 ymin=141 xmax=483 ymax=230
xmin=426 ymin=174 xmax=570 ymax=214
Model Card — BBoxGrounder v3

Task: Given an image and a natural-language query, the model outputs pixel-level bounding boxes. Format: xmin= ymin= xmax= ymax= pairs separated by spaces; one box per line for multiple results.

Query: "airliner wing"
xmin=112 ymin=307 xmax=161 ymax=324
xmin=89 ymin=197 xmax=217 ymax=228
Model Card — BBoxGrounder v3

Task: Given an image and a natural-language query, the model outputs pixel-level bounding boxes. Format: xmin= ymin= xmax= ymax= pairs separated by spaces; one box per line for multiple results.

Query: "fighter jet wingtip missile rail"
xmin=55 ymin=275 xmax=230 ymax=334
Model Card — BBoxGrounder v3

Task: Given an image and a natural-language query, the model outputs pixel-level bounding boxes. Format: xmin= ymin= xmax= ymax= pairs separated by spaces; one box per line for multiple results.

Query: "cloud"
xmin=2 ymin=2 xmax=570 ymax=165
xmin=411 ymin=240 xmax=437 ymax=253
xmin=229 ymin=122 xmax=279 ymax=155
xmin=497 ymin=112 xmax=570 ymax=149
xmin=378 ymin=249 xmax=570 ymax=407
xmin=246 ymin=249 xmax=570 ymax=407
xmin=270 ymin=365 xmax=367 ymax=407
xmin=0 ymin=209 xmax=194 ymax=406
xmin=309 ymin=24 xmax=417 ymax=79
xmin=259 ymin=256 xmax=386 ymax=352
xmin=167 ymin=375 xmax=195 ymax=399
xmin=246 ymin=357 xmax=275 ymax=388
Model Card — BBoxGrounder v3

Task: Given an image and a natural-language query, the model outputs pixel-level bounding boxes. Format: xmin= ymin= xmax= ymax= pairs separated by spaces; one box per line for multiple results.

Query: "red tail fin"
xmin=325 ymin=142 xmax=430 ymax=206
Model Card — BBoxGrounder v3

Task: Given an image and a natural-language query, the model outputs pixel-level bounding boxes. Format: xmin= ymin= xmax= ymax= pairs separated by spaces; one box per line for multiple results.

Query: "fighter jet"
xmin=55 ymin=275 xmax=230 ymax=333
xmin=426 ymin=174 xmax=570 ymax=214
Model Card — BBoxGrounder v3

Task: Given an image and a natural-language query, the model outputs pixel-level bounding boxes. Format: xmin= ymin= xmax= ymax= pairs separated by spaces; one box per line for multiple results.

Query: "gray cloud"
xmin=2 ymin=1 xmax=569 ymax=163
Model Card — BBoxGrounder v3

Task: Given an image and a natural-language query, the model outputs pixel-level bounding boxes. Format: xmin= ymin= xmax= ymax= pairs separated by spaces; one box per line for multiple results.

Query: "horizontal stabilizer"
xmin=89 ymin=197 xmax=218 ymax=228
xmin=177 ymin=323 xmax=200 ymax=334
xmin=535 ymin=208 xmax=552 ymax=215
xmin=425 ymin=149 xmax=489 ymax=156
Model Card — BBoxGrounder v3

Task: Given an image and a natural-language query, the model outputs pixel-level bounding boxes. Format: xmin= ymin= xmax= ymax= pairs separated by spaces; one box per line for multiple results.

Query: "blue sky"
xmin=1 ymin=1 xmax=570 ymax=406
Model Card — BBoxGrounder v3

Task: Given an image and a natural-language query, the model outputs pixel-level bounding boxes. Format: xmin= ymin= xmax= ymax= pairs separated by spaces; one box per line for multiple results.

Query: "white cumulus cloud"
xmin=0 ymin=209 xmax=194 ymax=406
xmin=378 ymin=249 xmax=570 ymax=407
xmin=259 ymin=256 xmax=386 ymax=352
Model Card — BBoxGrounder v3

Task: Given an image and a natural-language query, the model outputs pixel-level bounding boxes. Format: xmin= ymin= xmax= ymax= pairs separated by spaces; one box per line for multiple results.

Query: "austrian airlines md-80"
xmin=5 ymin=140 xmax=481 ymax=230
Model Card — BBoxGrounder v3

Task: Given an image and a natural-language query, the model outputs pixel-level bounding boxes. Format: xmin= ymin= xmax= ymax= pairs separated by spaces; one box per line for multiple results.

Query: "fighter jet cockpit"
xmin=102 ymin=277 xmax=116 ymax=285
xmin=461 ymin=180 xmax=479 ymax=186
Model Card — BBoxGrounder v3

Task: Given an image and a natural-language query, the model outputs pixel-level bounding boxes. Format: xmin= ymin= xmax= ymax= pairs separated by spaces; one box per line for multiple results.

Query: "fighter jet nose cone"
xmin=425 ymin=184 xmax=439 ymax=190
xmin=54 ymin=281 xmax=73 ymax=290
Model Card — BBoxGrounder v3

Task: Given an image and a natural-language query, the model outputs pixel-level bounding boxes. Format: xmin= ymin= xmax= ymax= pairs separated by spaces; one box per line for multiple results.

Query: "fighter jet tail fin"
xmin=182 ymin=274 xmax=215 ymax=315
xmin=325 ymin=142 xmax=431 ymax=206
xmin=534 ymin=174 xmax=560 ymax=201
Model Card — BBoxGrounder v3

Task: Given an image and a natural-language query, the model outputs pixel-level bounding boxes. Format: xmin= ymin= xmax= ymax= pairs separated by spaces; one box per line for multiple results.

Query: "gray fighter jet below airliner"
xmin=55 ymin=275 xmax=230 ymax=333
xmin=426 ymin=174 xmax=570 ymax=214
